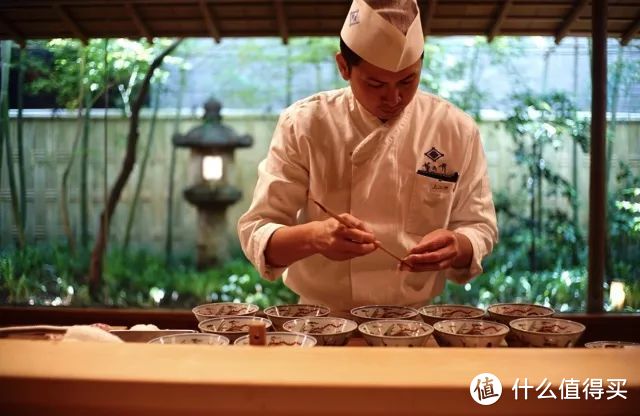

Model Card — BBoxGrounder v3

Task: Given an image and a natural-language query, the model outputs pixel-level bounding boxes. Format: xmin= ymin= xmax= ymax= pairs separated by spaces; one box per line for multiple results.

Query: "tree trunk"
xmin=60 ymin=47 xmax=87 ymax=253
xmin=463 ymin=45 xmax=480 ymax=114
xmin=124 ymin=83 xmax=161 ymax=249
xmin=1 ymin=40 xmax=26 ymax=248
xmin=165 ymin=66 xmax=186 ymax=264
xmin=80 ymin=89 xmax=91 ymax=246
xmin=536 ymin=142 xmax=543 ymax=266
xmin=17 ymin=47 xmax=26 ymax=231
xmin=285 ymin=45 xmax=292 ymax=106
xmin=606 ymin=46 xmax=624 ymax=184
xmin=88 ymin=39 xmax=182 ymax=298
xmin=605 ymin=45 xmax=624 ymax=281
xmin=0 ymin=42 xmax=6 ymax=196
xmin=529 ymin=140 xmax=537 ymax=272
xmin=571 ymin=38 xmax=579 ymax=266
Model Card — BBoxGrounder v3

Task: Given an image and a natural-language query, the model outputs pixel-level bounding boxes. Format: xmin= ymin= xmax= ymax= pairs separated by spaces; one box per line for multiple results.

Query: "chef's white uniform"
xmin=238 ymin=87 xmax=498 ymax=313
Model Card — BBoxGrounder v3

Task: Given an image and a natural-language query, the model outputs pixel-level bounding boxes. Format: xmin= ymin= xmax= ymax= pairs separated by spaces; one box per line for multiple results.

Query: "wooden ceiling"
xmin=0 ymin=0 xmax=638 ymax=46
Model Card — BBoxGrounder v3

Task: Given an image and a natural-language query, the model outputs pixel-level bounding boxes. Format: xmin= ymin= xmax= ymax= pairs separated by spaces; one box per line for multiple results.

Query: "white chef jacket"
xmin=238 ymin=87 xmax=497 ymax=313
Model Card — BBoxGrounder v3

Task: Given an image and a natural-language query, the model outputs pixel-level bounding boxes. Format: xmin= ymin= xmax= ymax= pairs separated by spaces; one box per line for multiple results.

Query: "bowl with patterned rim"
xmin=234 ymin=331 xmax=317 ymax=347
xmin=198 ymin=316 xmax=273 ymax=342
xmin=418 ymin=304 xmax=485 ymax=326
xmin=584 ymin=341 xmax=640 ymax=349
xmin=148 ymin=333 xmax=230 ymax=346
xmin=349 ymin=305 xmax=419 ymax=324
xmin=282 ymin=317 xmax=358 ymax=346
xmin=358 ymin=319 xmax=434 ymax=347
xmin=509 ymin=318 xmax=585 ymax=348
xmin=192 ymin=302 xmax=259 ymax=322
xmin=433 ymin=319 xmax=510 ymax=347
xmin=263 ymin=304 xmax=330 ymax=330
xmin=486 ymin=303 xmax=555 ymax=325
xmin=487 ymin=303 xmax=554 ymax=346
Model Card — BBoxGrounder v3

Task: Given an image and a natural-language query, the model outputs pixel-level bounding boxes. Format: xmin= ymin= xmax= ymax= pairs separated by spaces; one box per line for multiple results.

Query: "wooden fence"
xmin=1 ymin=110 xmax=638 ymax=257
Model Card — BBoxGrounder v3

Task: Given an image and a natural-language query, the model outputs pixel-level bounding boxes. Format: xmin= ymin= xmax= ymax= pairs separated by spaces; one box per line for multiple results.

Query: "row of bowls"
xmin=191 ymin=301 xmax=561 ymax=327
xmin=151 ymin=317 xmax=433 ymax=347
xmin=145 ymin=302 xmax=638 ymax=348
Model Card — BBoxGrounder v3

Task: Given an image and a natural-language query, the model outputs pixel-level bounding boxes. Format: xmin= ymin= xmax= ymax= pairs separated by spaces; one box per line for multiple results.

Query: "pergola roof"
xmin=0 ymin=0 xmax=639 ymax=46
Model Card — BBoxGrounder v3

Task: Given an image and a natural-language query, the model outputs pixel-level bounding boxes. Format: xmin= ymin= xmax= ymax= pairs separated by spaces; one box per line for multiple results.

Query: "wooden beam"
xmin=487 ymin=0 xmax=512 ymax=43
xmin=0 ymin=12 xmax=25 ymax=47
xmin=198 ymin=0 xmax=221 ymax=43
xmin=125 ymin=3 xmax=152 ymax=43
xmin=620 ymin=15 xmax=640 ymax=46
xmin=421 ymin=0 xmax=437 ymax=38
xmin=554 ymin=0 xmax=588 ymax=45
xmin=274 ymin=0 xmax=289 ymax=44
xmin=54 ymin=4 xmax=87 ymax=43
xmin=588 ymin=0 xmax=607 ymax=314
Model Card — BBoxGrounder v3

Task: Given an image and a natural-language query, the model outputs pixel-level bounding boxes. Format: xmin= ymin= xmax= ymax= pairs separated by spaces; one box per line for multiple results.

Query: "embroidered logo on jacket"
xmin=417 ymin=147 xmax=459 ymax=183
xmin=425 ymin=146 xmax=444 ymax=161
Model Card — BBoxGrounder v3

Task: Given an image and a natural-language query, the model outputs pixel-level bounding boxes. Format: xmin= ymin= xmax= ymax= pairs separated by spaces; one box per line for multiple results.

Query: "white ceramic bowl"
xmin=509 ymin=318 xmax=585 ymax=348
xmin=487 ymin=303 xmax=554 ymax=325
xmin=584 ymin=341 xmax=640 ymax=349
xmin=148 ymin=333 xmax=230 ymax=346
xmin=350 ymin=305 xmax=419 ymax=324
xmin=433 ymin=319 xmax=509 ymax=347
xmin=418 ymin=304 xmax=485 ymax=326
xmin=263 ymin=304 xmax=330 ymax=330
xmin=234 ymin=331 xmax=317 ymax=347
xmin=358 ymin=319 xmax=434 ymax=347
xmin=198 ymin=316 xmax=273 ymax=342
xmin=282 ymin=317 xmax=358 ymax=346
xmin=192 ymin=302 xmax=259 ymax=322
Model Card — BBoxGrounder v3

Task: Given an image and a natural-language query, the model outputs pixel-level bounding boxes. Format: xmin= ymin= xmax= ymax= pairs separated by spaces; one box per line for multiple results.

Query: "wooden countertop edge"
xmin=1 ymin=339 xmax=639 ymax=387
xmin=1 ymin=340 xmax=639 ymax=416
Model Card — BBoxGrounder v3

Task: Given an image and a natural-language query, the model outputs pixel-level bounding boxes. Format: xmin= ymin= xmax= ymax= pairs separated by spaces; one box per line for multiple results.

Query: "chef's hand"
xmin=313 ymin=214 xmax=377 ymax=261
xmin=400 ymin=229 xmax=473 ymax=272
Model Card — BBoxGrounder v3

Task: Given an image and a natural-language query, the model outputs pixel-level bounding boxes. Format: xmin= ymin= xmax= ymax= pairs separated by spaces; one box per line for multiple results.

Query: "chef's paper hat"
xmin=340 ymin=0 xmax=424 ymax=72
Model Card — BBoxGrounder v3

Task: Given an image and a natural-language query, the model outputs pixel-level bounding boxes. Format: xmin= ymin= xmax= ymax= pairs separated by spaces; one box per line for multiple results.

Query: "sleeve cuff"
xmin=446 ymin=228 xmax=484 ymax=284
xmin=252 ymin=223 xmax=287 ymax=281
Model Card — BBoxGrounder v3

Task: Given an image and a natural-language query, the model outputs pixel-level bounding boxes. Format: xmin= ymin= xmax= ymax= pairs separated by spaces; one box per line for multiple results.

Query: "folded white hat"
xmin=340 ymin=0 xmax=424 ymax=72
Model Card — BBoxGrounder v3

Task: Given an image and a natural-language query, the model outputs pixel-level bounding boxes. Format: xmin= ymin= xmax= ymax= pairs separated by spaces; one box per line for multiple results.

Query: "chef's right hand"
xmin=313 ymin=214 xmax=377 ymax=261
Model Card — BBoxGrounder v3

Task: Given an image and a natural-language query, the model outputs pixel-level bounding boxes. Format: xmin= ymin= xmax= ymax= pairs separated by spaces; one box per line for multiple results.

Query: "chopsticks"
xmin=311 ymin=198 xmax=410 ymax=268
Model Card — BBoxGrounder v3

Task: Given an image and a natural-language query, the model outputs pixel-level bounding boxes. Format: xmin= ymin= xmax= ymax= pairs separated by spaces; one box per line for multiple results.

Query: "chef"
xmin=238 ymin=0 xmax=498 ymax=314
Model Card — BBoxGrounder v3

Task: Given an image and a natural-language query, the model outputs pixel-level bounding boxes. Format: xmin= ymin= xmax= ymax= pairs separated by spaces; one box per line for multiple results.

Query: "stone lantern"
xmin=173 ymin=98 xmax=253 ymax=268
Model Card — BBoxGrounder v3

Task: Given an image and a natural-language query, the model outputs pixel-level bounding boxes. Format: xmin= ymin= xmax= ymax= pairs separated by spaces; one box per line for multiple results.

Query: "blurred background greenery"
xmin=1 ymin=36 xmax=638 ymax=312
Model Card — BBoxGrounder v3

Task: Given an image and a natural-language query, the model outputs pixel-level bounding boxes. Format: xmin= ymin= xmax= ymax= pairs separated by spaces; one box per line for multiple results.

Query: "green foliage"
xmin=433 ymin=269 xmax=587 ymax=312
xmin=421 ymin=37 xmax=527 ymax=118
xmin=608 ymin=162 xmax=640 ymax=286
xmin=0 ymin=245 xmax=297 ymax=309
xmin=216 ymin=37 xmax=343 ymax=108
xmin=501 ymin=91 xmax=590 ymax=270
xmin=2 ymin=38 xmax=638 ymax=313
xmin=26 ymin=39 xmax=176 ymax=111
xmin=0 ymin=245 xmax=85 ymax=305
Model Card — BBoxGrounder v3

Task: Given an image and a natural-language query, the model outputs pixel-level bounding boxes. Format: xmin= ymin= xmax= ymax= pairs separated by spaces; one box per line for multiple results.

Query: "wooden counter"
xmin=0 ymin=339 xmax=638 ymax=416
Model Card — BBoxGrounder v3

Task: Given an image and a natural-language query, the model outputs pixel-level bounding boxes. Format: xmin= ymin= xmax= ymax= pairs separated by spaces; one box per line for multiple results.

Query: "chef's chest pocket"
xmin=405 ymin=174 xmax=455 ymax=236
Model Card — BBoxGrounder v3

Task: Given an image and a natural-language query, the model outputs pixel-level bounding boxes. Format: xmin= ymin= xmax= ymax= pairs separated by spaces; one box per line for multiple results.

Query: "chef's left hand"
xmin=400 ymin=229 xmax=472 ymax=272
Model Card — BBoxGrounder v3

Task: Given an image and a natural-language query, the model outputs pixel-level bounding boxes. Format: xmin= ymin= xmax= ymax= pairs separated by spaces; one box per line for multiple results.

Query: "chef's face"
xmin=336 ymin=54 xmax=422 ymax=121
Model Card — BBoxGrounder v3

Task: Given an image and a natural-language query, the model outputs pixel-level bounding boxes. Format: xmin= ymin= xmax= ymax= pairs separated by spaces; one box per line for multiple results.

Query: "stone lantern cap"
xmin=173 ymin=98 xmax=253 ymax=150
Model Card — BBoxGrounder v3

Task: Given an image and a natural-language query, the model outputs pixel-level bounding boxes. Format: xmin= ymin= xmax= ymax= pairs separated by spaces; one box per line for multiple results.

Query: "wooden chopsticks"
xmin=311 ymin=198 xmax=410 ymax=268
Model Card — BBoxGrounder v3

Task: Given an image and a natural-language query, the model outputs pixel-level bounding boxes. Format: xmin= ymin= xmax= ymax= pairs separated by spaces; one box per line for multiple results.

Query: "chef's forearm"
xmin=264 ymin=222 xmax=320 ymax=268
xmin=452 ymin=232 xmax=473 ymax=269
